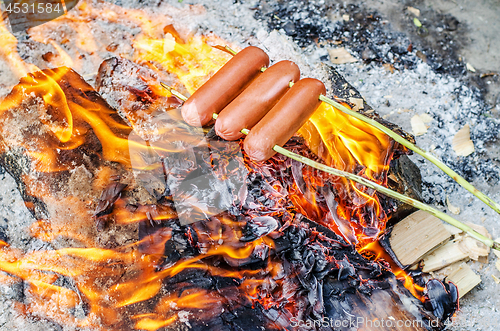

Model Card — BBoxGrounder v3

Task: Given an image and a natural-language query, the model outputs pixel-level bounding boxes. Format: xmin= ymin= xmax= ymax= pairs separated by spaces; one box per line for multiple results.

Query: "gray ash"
xmin=254 ymin=0 xmax=468 ymax=76
xmin=253 ymin=0 xmax=500 ymax=198
xmin=255 ymin=1 xmax=417 ymax=71
xmin=422 ymin=84 xmax=500 ymax=204
xmin=254 ymin=0 xmax=336 ymax=48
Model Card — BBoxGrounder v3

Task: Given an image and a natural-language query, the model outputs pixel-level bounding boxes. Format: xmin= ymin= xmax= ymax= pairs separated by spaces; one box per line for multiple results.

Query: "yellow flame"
xmin=133 ymin=34 xmax=233 ymax=95
xmin=134 ymin=315 xmax=177 ymax=331
xmin=299 ymin=102 xmax=392 ymax=179
xmin=49 ymin=40 xmax=75 ymax=68
xmin=0 ymin=17 xmax=39 ymax=78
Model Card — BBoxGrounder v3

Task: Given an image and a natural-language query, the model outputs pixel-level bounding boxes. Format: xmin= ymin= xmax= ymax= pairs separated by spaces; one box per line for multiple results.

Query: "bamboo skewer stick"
xmin=271 ymin=144 xmax=498 ymax=250
xmin=159 ymin=83 xmax=500 ymax=252
xmin=319 ymin=94 xmax=500 ymax=215
xmin=221 ymin=45 xmax=500 ymax=216
xmin=161 ymin=82 xmax=187 ymax=101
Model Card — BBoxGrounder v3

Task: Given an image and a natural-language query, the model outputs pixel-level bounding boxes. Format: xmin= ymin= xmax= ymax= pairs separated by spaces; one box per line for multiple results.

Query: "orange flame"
xmin=359 ymin=241 xmax=425 ymax=300
xmin=0 ymin=213 xmax=283 ymax=330
xmin=0 ymin=16 xmax=39 ymax=78
xmin=300 ymin=102 xmax=392 ymax=178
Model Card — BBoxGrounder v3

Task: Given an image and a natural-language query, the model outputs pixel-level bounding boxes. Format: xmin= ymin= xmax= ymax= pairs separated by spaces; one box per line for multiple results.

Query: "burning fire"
xmin=359 ymin=241 xmax=425 ymax=300
xmin=0 ymin=0 xmax=422 ymax=329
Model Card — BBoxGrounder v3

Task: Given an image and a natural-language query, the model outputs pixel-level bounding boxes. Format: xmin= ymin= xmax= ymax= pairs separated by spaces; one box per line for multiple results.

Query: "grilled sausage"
xmin=181 ymin=46 xmax=269 ymax=126
xmin=243 ymin=78 xmax=326 ymax=162
xmin=215 ymin=60 xmax=300 ymax=140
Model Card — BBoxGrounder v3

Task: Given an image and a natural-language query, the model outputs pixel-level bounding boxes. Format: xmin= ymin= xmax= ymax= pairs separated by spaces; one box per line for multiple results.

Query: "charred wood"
xmin=0 ymin=67 xmax=142 ymax=248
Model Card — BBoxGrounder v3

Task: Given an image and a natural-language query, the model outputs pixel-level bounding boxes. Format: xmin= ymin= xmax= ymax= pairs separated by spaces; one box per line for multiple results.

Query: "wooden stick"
xmin=160 ymin=82 xmax=188 ymax=101
xmin=158 ymin=83 xmax=500 ymax=252
xmin=271 ymin=143 xmax=498 ymax=251
xmin=319 ymin=94 xmax=500 ymax=215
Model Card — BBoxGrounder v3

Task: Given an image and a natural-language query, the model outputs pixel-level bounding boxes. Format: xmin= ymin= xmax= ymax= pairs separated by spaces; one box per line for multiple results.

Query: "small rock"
xmin=282 ymin=21 xmax=295 ymax=34
xmin=466 ymin=63 xmax=476 ymax=72
xmin=407 ymin=6 xmax=420 ymax=17
xmin=361 ymin=47 xmax=376 ymax=61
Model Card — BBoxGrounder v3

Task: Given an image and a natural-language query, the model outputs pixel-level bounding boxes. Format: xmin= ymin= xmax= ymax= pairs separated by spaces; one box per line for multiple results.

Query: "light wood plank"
xmin=389 ymin=210 xmax=451 ymax=266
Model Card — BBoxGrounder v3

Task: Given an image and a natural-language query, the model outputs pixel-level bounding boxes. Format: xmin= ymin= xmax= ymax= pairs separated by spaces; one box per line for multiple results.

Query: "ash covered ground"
xmin=0 ymin=0 xmax=499 ymax=330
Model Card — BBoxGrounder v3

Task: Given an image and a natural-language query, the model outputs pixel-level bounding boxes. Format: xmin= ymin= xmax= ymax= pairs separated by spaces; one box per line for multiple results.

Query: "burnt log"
xmin=96 ymin=56 xmax=183 ymax=138
xmin=0 ymin=67 xmax=145 ymax=248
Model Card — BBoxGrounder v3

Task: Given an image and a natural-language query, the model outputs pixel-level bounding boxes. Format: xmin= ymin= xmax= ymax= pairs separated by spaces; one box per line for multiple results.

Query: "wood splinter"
xmin=387 ymin=210 xmax=493 ymax=297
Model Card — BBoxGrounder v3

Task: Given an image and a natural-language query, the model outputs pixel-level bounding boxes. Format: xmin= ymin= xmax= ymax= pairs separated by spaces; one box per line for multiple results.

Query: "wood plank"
xmin=421 ymin=241 xmax=468 ymax=273
xmin=389 ymin=210 xmax=451 ymax=266
xmin=432 ymin=262 xmax=481 ymax=298
xmin=448 ymin=263 xmax=481 ymax=298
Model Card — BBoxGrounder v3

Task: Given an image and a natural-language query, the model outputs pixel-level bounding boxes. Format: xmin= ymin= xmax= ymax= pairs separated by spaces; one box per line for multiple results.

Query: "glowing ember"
xmin=359 ymin=241 xmax=425 ymax=300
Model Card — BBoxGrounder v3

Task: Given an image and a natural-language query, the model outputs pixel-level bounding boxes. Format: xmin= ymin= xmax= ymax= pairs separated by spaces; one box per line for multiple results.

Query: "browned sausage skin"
xmin=181 ymin=46 xmax=270 ymax=126
xmin=215 ymin=60 xmax=300 ymax=140
xmin=243 ymin=78 xmax=326 ymax=162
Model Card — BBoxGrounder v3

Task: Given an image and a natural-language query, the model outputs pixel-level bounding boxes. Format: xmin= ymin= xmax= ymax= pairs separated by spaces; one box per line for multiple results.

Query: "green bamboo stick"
xmin=221 ymin=45 xmax=500 ymax=215
xmin=272 ymin=144 xmax=499 ymax=251
xmin=319 ymin=94 xmax=500 ymax=215
xmin=160 ymin=85 xmax=500 ymax=251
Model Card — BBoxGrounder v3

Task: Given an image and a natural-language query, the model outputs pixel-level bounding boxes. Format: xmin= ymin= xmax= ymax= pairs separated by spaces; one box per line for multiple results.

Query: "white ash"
xmin=0 ymin=0 xmax=499 ymax=330
xmin=177 ymin=310 xmax=191 ymax=327
xmin=0 ymin=170 xmax=60 ymax=331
